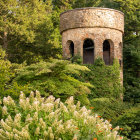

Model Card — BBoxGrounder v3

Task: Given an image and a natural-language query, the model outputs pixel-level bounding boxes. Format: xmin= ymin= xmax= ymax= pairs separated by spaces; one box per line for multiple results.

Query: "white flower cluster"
xmin=0 ymin=91 xmax=125 ymax=140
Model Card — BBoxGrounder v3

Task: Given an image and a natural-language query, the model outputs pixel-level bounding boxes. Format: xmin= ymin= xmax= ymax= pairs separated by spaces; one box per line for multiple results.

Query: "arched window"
xmin=83 ymin=39 xmax=94 ymax=64
xmin=69 ymin=41 xmax=74 ymax=57
xmin=103 ymin=40 xmax=110 ymax=65
xmin=67 ymin=40 xmax=74 ymax=58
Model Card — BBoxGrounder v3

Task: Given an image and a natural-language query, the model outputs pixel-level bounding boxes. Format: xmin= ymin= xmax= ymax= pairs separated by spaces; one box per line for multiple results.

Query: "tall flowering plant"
xmin=0 ymin=91 xmax=126 ymax=140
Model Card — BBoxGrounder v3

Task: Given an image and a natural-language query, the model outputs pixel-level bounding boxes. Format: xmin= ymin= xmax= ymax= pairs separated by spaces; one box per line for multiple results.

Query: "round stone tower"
xmin=60 ymin=7 xmax=124 ymax=67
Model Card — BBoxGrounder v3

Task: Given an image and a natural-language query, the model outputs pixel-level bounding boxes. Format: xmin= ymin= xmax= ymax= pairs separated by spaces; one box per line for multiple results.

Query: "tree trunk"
xmin=3 ymin=30 xmax=8 ymax=50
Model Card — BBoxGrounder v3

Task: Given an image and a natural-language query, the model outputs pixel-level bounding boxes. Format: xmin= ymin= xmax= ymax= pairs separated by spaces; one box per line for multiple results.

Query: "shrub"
xmin=0 ymin=47 xmax=30 ymax=99
xmin=124 ymin=73 xmax=140 ymax=104
xmin=75 ymin=58 xmax=123 ymax=99
xmin=0 ymin=91 xmax=126 ymax=140
xmin=70 ymin=55 xmax=83 ymax=64
xmin=115 ymin=105 xmax=140 ymax=140
xmin=13 ymin=59 xmax=93 ymax=105
xmin=0 ymin=47 xmax=14 ymax=94
xmin=90 ymin=98 xmax=130 ymax=124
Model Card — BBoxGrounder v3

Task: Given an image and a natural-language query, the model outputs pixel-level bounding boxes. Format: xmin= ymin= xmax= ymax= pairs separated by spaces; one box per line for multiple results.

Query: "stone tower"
xmin=60 ymin=7 xmax=124 ymax=78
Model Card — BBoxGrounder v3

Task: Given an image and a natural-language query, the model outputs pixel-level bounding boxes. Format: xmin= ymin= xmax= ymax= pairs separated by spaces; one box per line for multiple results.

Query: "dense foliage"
xmin=0 ymin=0 xmax=61 ymax=64
xmin=123 ymin=37 xmax=140 ymax=104
xmin=0 ymin=91 xmax=126 ymax=140
xmin=115 ymin=105 xmax=140 ymax=140
xmin=72 ymin=58 xmax=123 ymax=98
xmin=12 ymin=59 xmax=92 ymax=105
xmin=84 ymin=59 xmax=123 ymax=99
xmin=0 ymin=48 xmax=30 ymax=98
xmin=90 ymin=98 xmax=130 ymax=124
xmin=0 ymin=47 xmax=13 ymax=94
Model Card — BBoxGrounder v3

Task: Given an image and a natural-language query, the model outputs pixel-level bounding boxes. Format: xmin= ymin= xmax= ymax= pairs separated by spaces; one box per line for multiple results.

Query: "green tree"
xmin=123 ymin=36 xmax=140 ymax=104
xmin=113 ymin=0 xmax=140 ymax=41
xmin=116 ymin=105 xmax=140 ymax=140
xmin=72 ymin=0 xmax=101 ymax=8
xmin=0 ymin=0 xmax=61 ymax=64
xmin=0 ymin=47 xmax=30 ymax=98
xmin=52 ymin=0 xmax=73 ymax=10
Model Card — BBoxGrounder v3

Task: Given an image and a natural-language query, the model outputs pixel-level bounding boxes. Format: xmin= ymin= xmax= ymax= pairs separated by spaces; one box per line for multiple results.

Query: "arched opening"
xmin=69 ymin=41 xmax=74 ymax=57
xmin=83 ymin=39 xmax=94 ymax=64
xmin=66 ymin=40 xmax=74 ymax=58
xmin=103 ymin=40 xmax=110 ymax=65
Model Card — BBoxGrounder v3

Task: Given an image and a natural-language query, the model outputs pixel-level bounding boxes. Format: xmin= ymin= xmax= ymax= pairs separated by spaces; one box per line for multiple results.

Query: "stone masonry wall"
xmin=62 ymin=28 xmax=123 ymax=62
xmin=60 ymin=8 xmax=124 ymax=34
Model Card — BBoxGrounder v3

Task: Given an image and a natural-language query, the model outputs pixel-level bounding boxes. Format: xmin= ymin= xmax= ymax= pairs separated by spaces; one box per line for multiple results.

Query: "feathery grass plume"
xmin=0 ymin=91 xmax=126 ymax=140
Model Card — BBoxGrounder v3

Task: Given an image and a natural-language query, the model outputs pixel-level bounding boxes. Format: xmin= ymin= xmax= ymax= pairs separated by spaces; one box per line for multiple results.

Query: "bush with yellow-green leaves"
xmin=0 ymin=91 xmax=126 ymax=140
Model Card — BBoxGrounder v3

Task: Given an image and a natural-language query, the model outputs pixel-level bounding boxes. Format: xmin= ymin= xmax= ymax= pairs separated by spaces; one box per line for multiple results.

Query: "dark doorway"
xmin=83 ymin=39 xmax=94 ymax=64
xmin=66 ymin=40 xmax=74 ymax=58
xmin=69 ymin=41 xmax=74 ymax=57
xmin=103 ymin=40 xmax=110 ymax=65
